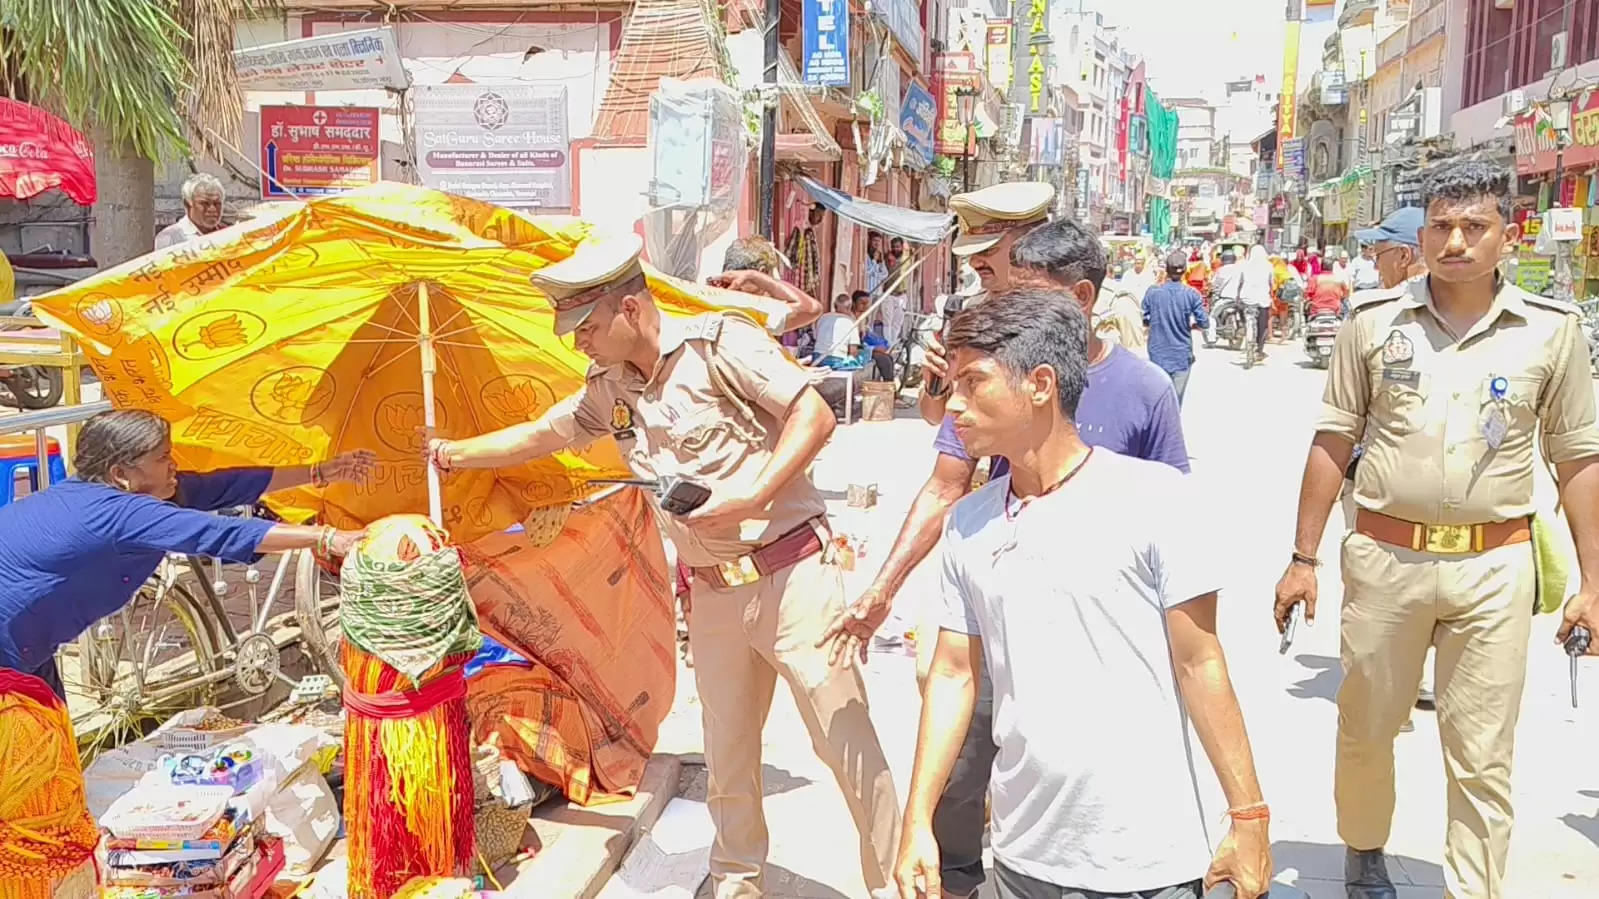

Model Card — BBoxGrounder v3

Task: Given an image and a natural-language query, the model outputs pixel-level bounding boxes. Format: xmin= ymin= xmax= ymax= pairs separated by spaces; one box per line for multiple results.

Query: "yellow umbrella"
xmin=31 ymin=182 xmax=762 ymax=542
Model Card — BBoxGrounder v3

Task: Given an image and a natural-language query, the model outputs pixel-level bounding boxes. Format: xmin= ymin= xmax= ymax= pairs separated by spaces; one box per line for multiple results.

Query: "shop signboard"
xmin=1022 ymin=0 xmax=1051 ymax=115
xmin=1277 ymin=21 xmax=1301 ymax=170
xmin=1320 ymin=69 xmax=1347 ymax=106
xmin=1280 ymin=137 xmax=1306 ymax=181
xmin=934 ymin=53 xmax=980 ymax=158
xmin=413 ymin=84 xmax=571 ymax=209
xmin=258 ymin=105 xmax=379 ymax=199
xmin=985 ymin=21 xmax=1014 ymax=97
xmin=234 ymin=28 xmax=408 ymax=93
xmin=801 ymin=0 xmax=850 ymax=87
xmin=899 ymin=81 xmax=937 ymax=168
xmin=1515 ymin=91 xmax=1599 ymax=175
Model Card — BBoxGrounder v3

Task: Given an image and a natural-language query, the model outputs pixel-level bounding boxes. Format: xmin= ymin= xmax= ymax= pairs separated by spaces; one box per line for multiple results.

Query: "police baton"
xmin=1566 ymin=625 xmax=1591 ymax=709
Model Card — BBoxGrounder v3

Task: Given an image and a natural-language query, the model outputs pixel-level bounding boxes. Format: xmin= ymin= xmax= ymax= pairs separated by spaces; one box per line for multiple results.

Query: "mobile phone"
xmin=1279 ymin=601 xmax=1303 ymax=655
xmin=925 ymin=294 xmax=966 ymax=397
xmin=658 ymin=477 xmax=712 ymax=515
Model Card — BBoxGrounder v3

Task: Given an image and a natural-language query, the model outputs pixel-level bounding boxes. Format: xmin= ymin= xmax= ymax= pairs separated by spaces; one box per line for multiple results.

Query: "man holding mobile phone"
xmin=429 ymin=233 xmax=901 ymax=899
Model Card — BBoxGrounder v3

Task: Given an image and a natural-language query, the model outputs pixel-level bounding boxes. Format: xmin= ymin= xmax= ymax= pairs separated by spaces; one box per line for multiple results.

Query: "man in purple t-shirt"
xmin=819 ymin=216 xmax=1188 ymax=899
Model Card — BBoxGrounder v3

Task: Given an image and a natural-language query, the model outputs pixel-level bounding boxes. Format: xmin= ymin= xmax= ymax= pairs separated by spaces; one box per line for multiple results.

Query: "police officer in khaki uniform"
xmin=429 ymin=234 xmax=901 ymax=898
xmin=1273 ymin=161 xmax=1599 ymax=899
xmin=917 ymin=181 xmax=1056 ymax=426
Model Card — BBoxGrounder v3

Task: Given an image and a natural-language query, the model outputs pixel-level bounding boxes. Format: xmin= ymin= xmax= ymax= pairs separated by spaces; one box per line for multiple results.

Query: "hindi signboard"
xmin=413 ymin=84 xmax=571 ymax=209
xmin=802 ymin=0 xmax=850 ymax=87
xmin=235 ymin=28 xmax=409 ymax=93
xmin=258 ymin=105 xmax=380 ymax=199
xmin=1277 ymin=20 xmax=1301 ymax=170
xmin=935 ymin=54 xmax=979 ymax=157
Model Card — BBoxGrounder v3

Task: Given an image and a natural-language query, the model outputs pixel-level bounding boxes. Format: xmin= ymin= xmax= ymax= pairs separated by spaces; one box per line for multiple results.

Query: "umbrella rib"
xmin=364 ymin=343 xmax=418 ymax=380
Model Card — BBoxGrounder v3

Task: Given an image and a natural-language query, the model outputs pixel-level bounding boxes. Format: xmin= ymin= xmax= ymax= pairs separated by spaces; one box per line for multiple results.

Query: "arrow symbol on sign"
xmin=265 ymin=141 xmax=279 ymax=196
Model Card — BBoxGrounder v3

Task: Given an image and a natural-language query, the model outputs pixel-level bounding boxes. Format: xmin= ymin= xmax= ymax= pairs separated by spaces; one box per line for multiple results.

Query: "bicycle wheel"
xmin=293 ymin=550 xmax=346 ymax=690
xmin=61 ymin=576 xmax=222 ymax=758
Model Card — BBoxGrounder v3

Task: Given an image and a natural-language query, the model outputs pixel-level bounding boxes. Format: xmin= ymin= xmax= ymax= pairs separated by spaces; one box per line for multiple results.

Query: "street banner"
xmin=258 ymin=105 xmax=380 ymax=199
xmin=899 ymin=81 xmax=937 ymax=168
xmin=801 ymin=0 xmax=850 ymax=87
xmin=1021 ymin=0 xmax=1051 ymax=114
xmin=986 ymin=21 xmax=1014 ymax=97
xmin=1515 ymin=91 xmax=1599 ymax=175
xmin=935 ymin=53 xmax=980 ymax=157
xmin=234 ymin=28 xmax=409 ymax=93
xmin=1277 ymin=21 xmax=1301 ymax=170
xmin=413 ymin=84 xmax=571 ymax=210
xmin=1281 ymin=137 xmax=1307 ymax=181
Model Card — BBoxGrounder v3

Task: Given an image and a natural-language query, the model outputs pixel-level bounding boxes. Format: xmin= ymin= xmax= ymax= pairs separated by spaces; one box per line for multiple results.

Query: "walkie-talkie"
xmin=926 ymin=293 xmax=968 ymax=398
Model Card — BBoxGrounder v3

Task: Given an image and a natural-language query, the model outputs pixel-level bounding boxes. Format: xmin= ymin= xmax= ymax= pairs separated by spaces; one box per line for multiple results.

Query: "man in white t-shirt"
xmin=893 ymin=289 xmax=1272 ymax=899
xmin=813 ymin=293 xmax=861 ymax=366
xmin=1203 ymin=249 xmax=1243 ymax=347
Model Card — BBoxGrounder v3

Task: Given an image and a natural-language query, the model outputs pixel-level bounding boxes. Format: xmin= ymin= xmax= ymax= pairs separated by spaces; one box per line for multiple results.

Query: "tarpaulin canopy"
xmin=0 ymin=99 xmax=96 ymax=205
xmin=796 ymin=175 xmax=954 ymax=245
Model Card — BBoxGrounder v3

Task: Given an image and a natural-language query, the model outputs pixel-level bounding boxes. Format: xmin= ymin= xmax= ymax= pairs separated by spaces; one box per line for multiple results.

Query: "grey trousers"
xmin=932 ymin=671 xmax=997 ymax=896
xmin=994 ymin=863 xmax=1203 ymax=899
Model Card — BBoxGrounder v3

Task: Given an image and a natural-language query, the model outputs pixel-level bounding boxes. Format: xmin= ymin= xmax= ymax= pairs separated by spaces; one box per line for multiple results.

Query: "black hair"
xmin=1007 ymin=218 xmax=1108 ymax=291
xmin=1422 ymin=160 xmax=1513 ymax=223
xmin=945 ymin=288 xmax=1088 ymax=417
xmin=850 ymin=290 xmax=870 ymax=302
xmin=75 ymin=410 xmax=170 ymax=485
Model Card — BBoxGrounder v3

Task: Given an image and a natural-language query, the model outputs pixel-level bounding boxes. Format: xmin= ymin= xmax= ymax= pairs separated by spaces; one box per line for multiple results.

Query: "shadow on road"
xmin=1271 ymin=839 xmax=1444 ymax=889
xmin=695 ymin=864 xmax=851 ymax=899
xmin=676 ymin=760 xmax=814 ymax=800
xmin=1287 ymin=654 xmax=1342 ymax=703
xmin=1562 ymin=789 xmax=1599 ymax=848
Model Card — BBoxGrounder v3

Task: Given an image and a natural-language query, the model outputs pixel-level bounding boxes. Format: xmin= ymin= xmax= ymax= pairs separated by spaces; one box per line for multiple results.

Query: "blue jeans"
xmin=1168 ymin=368 xmax=1191 ymax=405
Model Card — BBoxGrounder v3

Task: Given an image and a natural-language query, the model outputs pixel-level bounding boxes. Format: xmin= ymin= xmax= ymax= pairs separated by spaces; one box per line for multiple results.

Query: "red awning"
xmin=0 ymin=98 xmax=96 ymax=205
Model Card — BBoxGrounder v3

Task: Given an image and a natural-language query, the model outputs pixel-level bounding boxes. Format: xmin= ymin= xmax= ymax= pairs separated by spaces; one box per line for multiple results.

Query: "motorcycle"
xmin=1210 ymin=296 xmax=1247 ymax=351
xmin=1303 ymin=307 xmax=1341 ymax=369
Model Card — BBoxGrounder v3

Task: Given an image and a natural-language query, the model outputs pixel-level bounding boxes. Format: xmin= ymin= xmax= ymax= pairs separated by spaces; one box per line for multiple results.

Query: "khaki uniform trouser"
xmin=1335 ymin=531 xmax=1534 ymax=899
xmin=688 ymin=552 xmax=901 ymax=899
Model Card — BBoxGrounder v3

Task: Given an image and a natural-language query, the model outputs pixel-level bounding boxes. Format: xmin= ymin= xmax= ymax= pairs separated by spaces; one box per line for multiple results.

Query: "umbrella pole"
xmin=417 ymin=282 xmax=445 ymax=526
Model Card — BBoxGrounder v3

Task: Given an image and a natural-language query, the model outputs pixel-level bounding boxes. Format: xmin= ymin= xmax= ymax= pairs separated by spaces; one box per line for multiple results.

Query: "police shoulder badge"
xmin=1380 ymin=329 xmax=1414 ymax=365
xmin=611 ymin=398 xmax=634 ymax=434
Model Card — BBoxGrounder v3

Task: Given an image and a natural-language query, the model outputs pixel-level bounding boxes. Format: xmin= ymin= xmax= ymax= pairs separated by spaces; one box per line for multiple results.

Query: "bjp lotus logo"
xmin=75 ymin=294 xmax=123 ymax=335
xmin=479 ymin=374 xmax=554 ymax=424
xmin=373 ymin=391 xmax=448 ymax=453
xmin=173 ymin=309 xmax=266 ymax=361
xmin=251 ymin=366 xmax=337 ymax=425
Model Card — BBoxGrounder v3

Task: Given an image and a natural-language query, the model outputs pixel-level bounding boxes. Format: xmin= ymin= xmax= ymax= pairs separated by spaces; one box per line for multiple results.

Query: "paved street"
xmin=658 ymin=337 xmax=1599 ymax=898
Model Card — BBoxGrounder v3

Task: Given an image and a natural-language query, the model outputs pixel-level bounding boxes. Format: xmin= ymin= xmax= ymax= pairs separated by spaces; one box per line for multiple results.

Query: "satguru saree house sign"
xmin=413 ymin=84 xmax=572 ymax=209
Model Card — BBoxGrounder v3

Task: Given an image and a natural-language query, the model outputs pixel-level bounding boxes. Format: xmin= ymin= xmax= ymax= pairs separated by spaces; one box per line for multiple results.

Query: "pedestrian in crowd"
xmin=1121 ymin=252 xmax=1157 ymax=300
xmin=1353 ymin=208 xmax=1428 ymax=292
xmin=1143 ymin=250 xmax=1211 ymax=404
xmin=710 ymin=235 xmax=824 ymax=333
xmin=917 ymin=182 xmax=1055 ymax=425
xmin=814 ymin=293 xmax=862 ymax=367
xmin=1240 ymin=245 xmax=1276 ymax=360
xmin=894 ymin=289 xmax=1271 ymax=899
xmin=155 ymin=173 xmax=226 ymax=250
xmin=1205 ymin=249 xmax=1244 ymax=347
xmin=429 ymin=233 xmax=901 ymax=899
xmin=1305 ymin=266 xmax=1349 ymax=319
xmin=866 ymin=232 xmax=890 ymax=293
xmin=1273 ymin=160 xmax=1599 ymax=899
xmin=825 ymin=193 xmax=1188 ymax=899
xmin=853 ymin=290 xmax=896 ymax=382
xmin=1349 ymin=243 xmax=1382 ymax=290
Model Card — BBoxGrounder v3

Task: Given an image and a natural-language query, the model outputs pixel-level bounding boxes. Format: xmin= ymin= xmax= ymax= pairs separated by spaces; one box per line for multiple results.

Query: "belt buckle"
xmin=1424 ymin=524 xmax=1474 ymax=554
xmin=715 ymin=555 xmax=761 ymax=587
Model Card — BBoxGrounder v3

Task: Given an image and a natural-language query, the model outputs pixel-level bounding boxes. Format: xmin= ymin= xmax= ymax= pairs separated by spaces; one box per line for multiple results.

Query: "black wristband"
xmin=1290 ymin=550 xmax=1320 ymax=568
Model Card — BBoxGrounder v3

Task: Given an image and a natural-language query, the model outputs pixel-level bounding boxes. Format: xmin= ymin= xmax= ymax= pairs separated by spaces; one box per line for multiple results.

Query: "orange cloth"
xmin=462 ymin=488 xmax=674 ymax=805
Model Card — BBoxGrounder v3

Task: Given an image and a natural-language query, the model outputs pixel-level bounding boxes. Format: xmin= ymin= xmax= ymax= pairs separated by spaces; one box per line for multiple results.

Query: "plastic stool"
xmin=0 ymin=434 xmax=66 ymax=505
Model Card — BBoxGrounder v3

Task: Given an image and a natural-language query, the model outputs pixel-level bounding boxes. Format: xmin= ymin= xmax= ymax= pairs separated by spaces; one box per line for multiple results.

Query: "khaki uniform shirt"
xmin=544 ymin=311 xmax=827 ymax=567
xmin=1316 ymin=277 xmax=1599 ymax=525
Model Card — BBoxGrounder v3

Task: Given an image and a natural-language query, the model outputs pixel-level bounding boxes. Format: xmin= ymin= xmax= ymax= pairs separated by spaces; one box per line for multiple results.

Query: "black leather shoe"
xmin=1345 ymin=847 xmax=1398 ymax=898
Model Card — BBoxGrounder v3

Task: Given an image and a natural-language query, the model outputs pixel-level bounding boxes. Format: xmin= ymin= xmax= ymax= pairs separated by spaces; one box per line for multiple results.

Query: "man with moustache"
xmin=820 ymin=185 xmax=1186 ymax=899
xmin=1274 ymin=161 xmax=1599 ymax=898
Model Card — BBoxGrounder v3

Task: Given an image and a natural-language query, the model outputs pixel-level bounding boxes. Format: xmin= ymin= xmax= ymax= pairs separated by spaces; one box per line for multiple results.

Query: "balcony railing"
xmin=0 ymin=400 xmax=111 ymax=489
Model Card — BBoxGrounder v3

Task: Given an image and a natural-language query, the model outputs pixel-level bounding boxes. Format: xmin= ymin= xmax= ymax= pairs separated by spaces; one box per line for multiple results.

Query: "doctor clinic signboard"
xmin=413 ymin=84 xmax=571 ymax=209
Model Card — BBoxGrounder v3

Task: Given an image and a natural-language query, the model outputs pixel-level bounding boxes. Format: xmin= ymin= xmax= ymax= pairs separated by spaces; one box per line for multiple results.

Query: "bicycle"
xmin=891 ymin=310 xmax=939 ymax=397
xmin=54 ymin=517 xmax=342 ymax=759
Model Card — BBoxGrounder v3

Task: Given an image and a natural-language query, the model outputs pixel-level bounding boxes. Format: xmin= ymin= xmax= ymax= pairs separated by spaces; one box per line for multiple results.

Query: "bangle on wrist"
xmin=1290 ymin=550 xmax=1319 ymax=568
xmin=310 ymin=463 xmax=327 ymax=488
